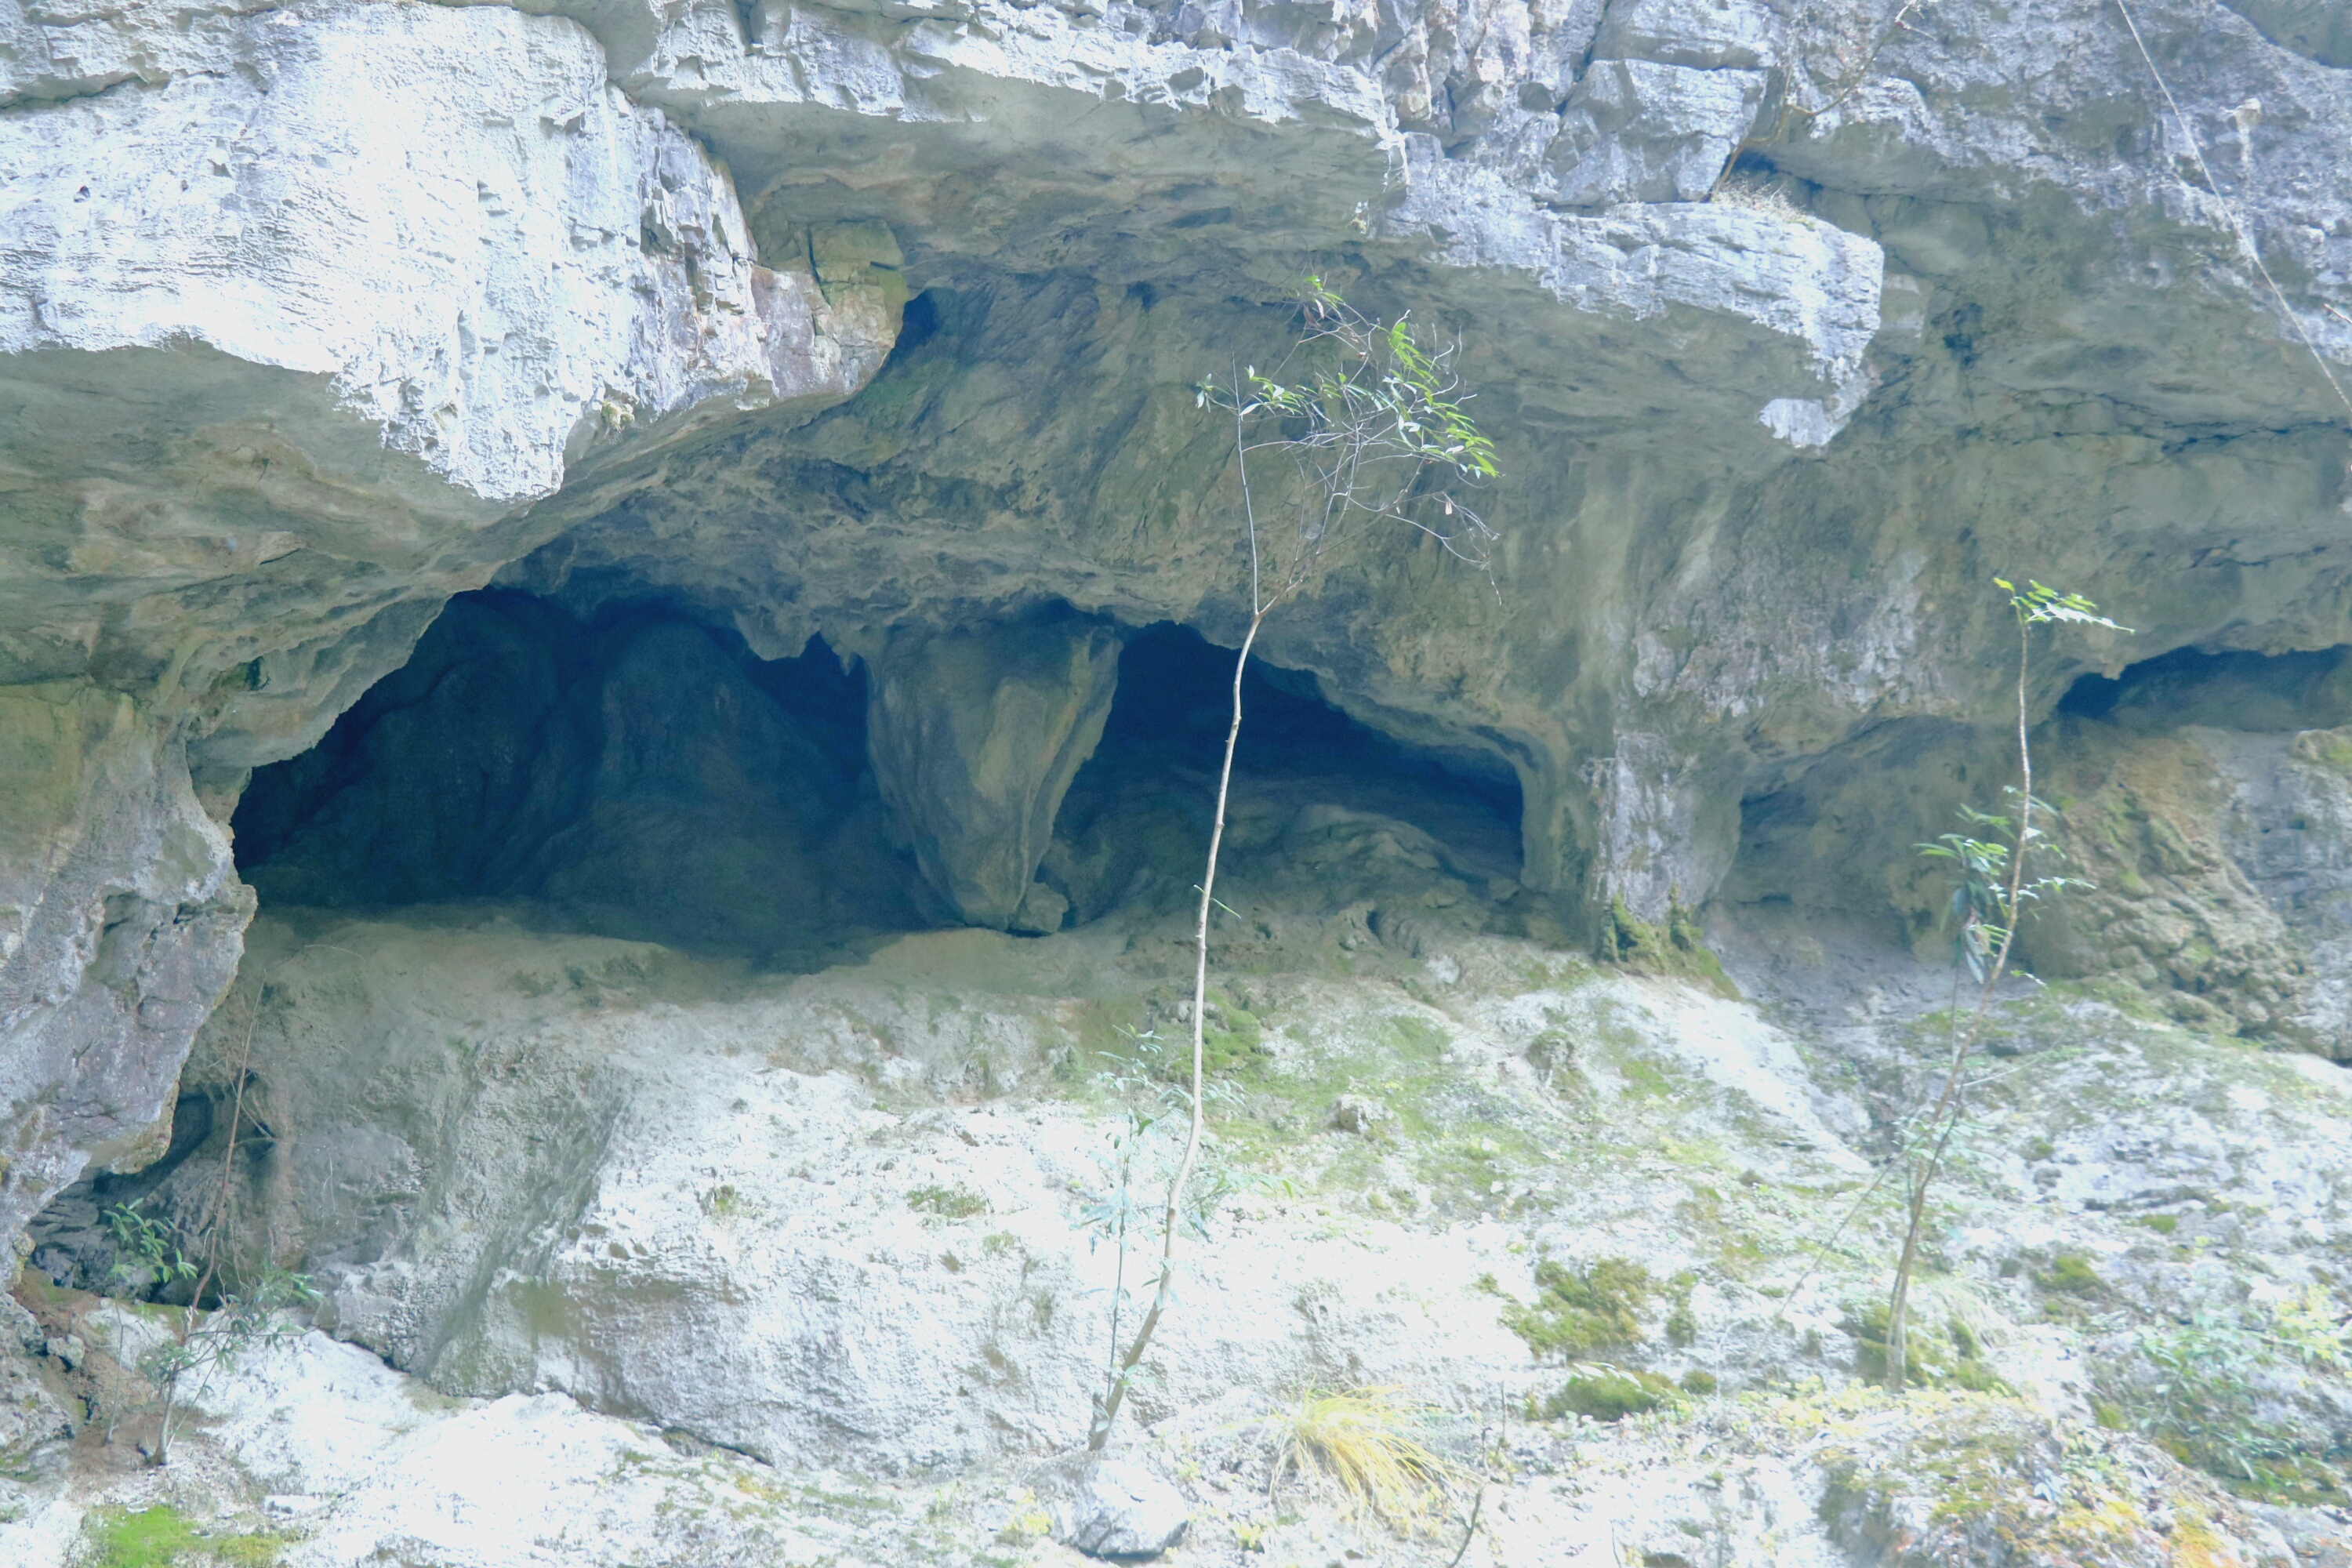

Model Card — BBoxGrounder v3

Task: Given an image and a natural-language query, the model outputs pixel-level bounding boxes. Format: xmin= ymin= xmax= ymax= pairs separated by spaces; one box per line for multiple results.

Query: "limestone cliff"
xmin=5 ymin=0 xmax=2352 ymax=1559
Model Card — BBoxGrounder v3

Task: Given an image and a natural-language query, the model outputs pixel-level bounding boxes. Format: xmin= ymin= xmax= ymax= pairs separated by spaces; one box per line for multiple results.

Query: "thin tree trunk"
xmin=1886 ymin=615 xmax=2036 ymax=1392
xmin=1088 ymin=610 xmax=1263 ymax=1452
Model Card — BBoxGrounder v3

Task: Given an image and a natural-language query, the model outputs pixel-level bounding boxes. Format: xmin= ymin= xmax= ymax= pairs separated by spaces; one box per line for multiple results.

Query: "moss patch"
xmin=1545 ymin=1367 xmax=1676 ymax=1421
xmin=1845 ymin=1301 xmax=2009 ymax=1393
xmin=2035 ymin=1252 xmax=2105 ymax=1297
xmin=1598 ymin=896 xmax=1737 ymax=997
xmin=906 ymin=1184 xmax=989 ymax=1219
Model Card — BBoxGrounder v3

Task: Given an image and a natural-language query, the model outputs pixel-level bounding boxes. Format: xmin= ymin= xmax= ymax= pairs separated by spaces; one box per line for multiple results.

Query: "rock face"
xmin=6 ymin=0 xmax=2352 ymax=1557
xmin=0 ymin=683 xmax=250 ymax=1247
xmin=866 ymin=619 xmax=1123 ymax=931
xmin=1044 ymin=1456 xmax=1191 ymax=1558
xmin=10 ymin=0 xmax=2352 ymax=1215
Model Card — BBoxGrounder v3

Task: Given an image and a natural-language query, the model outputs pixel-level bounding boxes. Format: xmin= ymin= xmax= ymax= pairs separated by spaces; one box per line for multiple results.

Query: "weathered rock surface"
xmin=867 ymin=618 xmax=1123 ymax=930
xmin=10 ymin=0 xmax=2352 ymax=1218
xmin=0 ymin=682 xmax=250 ymax=1248
xmin=6 ymin=0 xmax=2352 ymax=1555
xmin=1044 ymin=1456 xmax=1190 ymax=1558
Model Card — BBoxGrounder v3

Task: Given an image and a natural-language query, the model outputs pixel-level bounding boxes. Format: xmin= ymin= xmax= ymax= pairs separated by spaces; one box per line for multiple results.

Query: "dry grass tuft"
xmin=1710 ymin=174 xmax=1811 ymax=224
xmin=1270 ymin=1386 xmax=1462 ymax=1532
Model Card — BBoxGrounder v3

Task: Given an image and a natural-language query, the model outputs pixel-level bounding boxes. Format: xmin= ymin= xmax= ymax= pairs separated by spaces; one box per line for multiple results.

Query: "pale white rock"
xmin=1044 ymin=1456 xmax=1191 ymax=1558
xmin=1548 ymin=59 xmax=1768 ymax=206
xmin=0 ymin=0 xmax=884 ymax=510
xmin=1381 ymin=135 xmax=1884 ymax=449
xmin=0 ymin=682 xmax=248 ymax=1247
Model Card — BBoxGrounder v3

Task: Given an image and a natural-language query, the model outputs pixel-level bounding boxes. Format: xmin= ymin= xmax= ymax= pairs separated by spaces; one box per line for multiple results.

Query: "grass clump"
xmin=1269 ymin=1387 xmax=1460 ymax=1532
xmin=2036 ymin=1253 xmax=2106 ymax=1297
xmin=1544 ymin=1367 xmax=1677 ymax=1422
xmin=1503 ymin=1256 xmax=1651 ymax=1359
xmin=906 ymin=1183 xmax=989 ymax=1220
xmin=81 ymin=1506 xmax=283 ymax=1568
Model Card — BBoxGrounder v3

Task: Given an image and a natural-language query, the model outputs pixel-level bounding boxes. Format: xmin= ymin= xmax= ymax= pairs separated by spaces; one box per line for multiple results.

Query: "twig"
xmin=1446 ymin=1479 xmax=1488 ymax=1568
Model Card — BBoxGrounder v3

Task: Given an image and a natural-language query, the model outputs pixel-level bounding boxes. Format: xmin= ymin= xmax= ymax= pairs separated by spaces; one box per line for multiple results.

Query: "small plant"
xmin=1882 ymin=579 xmax=2128 ymax=1390
xmin=1501 ymin=1257 xmax=1652 ymax=1360
xmin=103 ymin=1202 xmax=198 ymax=1297
xmin=906 ymin=1184 xmax=989 ymax=1220
xmin=138 ymin=1265 xmax=321 ymax=1465
xmin=1086 ymin=279 xmax=1500 ymax=1452
xmin=1544 ymin=1367 xmax=1676 ymax=1422
xmin=1268 ymin=1386 xmax=1461 ymax=1532
xmin=2097 ymin=1311 xmax=2347 ymax=1500
xmin=2268 ymin=1282 xmax=2352 ymax=1374
xmin=100 ymin=1201 xmax=318 ymax=1465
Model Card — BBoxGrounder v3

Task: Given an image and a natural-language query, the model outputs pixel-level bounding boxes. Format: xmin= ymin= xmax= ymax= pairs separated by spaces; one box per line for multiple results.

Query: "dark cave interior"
xmin=231 ymin=594 xmax=1526 ymax=961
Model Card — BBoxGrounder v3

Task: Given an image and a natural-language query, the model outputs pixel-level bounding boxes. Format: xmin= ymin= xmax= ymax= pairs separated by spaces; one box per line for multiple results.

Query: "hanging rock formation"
xmin=866 ymin=620 xmax=1123 ymax=931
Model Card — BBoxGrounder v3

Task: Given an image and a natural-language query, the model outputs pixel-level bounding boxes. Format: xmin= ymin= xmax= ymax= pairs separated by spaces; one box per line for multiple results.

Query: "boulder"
xmin=1045 ymin=1457 xmax=1191 ymax=1559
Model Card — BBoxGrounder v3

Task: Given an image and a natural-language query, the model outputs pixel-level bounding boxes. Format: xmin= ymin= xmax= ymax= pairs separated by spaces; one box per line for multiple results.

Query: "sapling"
xmin=1083 ymin=280 xmax=1500 ymax=1450
xmin=1885 ymin=578 xmax=2128 ymax=1391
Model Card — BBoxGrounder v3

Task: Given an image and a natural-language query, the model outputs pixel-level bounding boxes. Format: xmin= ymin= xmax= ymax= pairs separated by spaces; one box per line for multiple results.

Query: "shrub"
xmin=1504 ymin=1257 xmax=1652 ymax=1359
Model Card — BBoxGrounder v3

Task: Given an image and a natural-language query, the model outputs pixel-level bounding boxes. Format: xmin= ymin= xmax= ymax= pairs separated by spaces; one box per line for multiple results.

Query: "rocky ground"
xmin=3 ymin=850 xmax=2348 ymax=1563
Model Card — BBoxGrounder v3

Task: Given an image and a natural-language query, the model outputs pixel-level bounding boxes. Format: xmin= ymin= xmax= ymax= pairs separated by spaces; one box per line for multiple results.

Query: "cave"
xmin=224 ymin=594 xmax=1524 ymax=964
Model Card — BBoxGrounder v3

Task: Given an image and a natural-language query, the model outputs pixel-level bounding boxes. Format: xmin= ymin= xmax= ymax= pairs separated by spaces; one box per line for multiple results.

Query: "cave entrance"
xmin=232 ymin=598 xmax=1523 ymax=959
xmin=2057 ymin=642 xmax=2352 ymax=732
xmin=1041 ymin=623 xmax=1524 ymax=924
xmin=232 ymin=590 xmax=928 ymax=965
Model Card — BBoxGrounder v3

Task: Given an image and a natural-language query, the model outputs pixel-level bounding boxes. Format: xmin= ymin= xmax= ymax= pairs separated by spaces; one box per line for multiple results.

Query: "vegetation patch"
xmin=906 ymin=1183 xmax=989 ymax=1220
xmin=2035 ymin=1252 xmax=2106 ymax=1298
xmin=1544 ymin=1367 xmax=1677 ymax=1422
xmin=2092 ymin=1307 xmax=2351 ymax=1504
xmin=1845 ymin=1301 xmax=2007 ymax=1392
xmin=1503 ymin=1256 xmax=1651 ymax=1359
xmin=1596 ymin=896 xmax=1736 ymax=996
xmin=79 ymin=1506 xmax=283 ymax=1568
xmin=1265 ymin=1386 xmax=1461 ymax=1533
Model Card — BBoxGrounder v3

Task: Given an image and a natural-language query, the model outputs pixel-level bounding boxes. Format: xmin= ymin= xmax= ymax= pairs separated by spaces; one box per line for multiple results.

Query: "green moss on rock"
xmin=1545 ymin=1367 xmax=1677 ymax=1422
